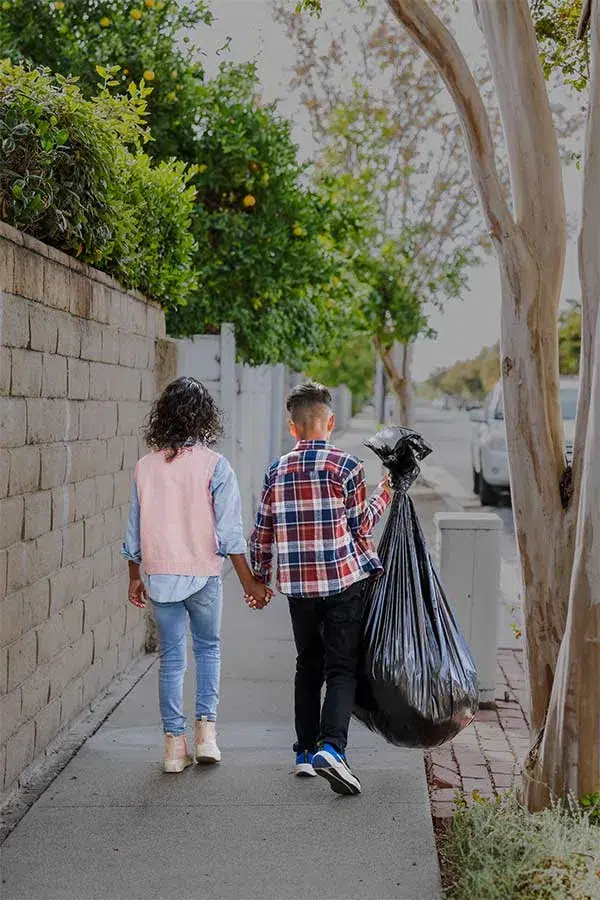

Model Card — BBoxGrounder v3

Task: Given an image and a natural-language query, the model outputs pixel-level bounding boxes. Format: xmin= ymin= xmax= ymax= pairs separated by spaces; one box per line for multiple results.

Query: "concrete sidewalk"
xmin=1 ymin=413 xmax=442 ymax=900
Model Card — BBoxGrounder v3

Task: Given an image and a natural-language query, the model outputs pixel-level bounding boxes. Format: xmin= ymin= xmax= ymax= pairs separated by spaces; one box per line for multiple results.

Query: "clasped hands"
xmin=244 ymin=578 xmax=273 ymax=611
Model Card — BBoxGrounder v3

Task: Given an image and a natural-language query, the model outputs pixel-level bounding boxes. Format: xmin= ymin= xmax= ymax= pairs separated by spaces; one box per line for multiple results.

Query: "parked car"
xmin=470 ymin=377 xmax=579 ymax=506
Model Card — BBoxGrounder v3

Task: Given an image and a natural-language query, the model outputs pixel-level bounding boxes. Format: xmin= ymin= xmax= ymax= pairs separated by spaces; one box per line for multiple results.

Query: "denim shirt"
xmin=121 ymin=454 xmax=246 ymax=603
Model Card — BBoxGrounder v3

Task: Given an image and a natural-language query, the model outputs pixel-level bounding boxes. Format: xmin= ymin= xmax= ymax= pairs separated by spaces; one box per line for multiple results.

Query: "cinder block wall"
xmin=0 ymin=223 xmax=166 ymax=795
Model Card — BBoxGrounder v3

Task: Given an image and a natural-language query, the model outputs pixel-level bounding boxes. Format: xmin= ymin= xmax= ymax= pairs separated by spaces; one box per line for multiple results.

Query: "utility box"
xmin=434 ymin=512 xmax=503 ymax=706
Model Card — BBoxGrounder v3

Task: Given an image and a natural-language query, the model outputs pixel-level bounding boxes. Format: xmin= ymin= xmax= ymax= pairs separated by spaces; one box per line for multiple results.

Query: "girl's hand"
xmin=244 ymin=580 xmax=273 ymax=610
xmin=128 ymin=578 xmax=148 ymax=609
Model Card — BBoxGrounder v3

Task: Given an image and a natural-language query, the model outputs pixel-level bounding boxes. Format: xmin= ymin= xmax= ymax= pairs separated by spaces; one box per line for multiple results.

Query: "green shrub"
xmin=0 ymin=62 xmax=196 ymax=307
xmin=442 ymin=792 xmax=600 ymax=900
xmin=580 ymin=793 xmax=600 ymax=827
xmin=118 ymin=153 xmax=197 ymax=310
xmin=0 ymin=0 xmax=213 ymax=164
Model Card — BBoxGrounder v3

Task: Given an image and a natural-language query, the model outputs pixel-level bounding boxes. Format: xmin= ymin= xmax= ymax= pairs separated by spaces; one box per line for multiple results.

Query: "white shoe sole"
xmin=195 ymin=744 xmax=221 ymax=764
xmin=295 ymin=762 xmax=317 ymax=777
xmin=163 ymin=755 xmax=193 ymax=774
xmin=312 ymin=750 xmax=361 ymax=795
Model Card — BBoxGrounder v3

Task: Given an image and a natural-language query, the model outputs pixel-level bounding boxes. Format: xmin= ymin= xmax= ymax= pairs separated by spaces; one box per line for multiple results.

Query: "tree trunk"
xmin=525 ymin=312 xmax=600 ymax=807
xmin=375 ymin=338 xmax=412 ymax=426
xmin=496 ymin=235 xmax=572 ymax=734
xmin=399 ymin=342 xmax=413 ymax=426
xmin=388 ymin=0 xmax=568 ymax=742
xmin=387 ymin=0 xmax=600 ymax=809
xmin=524 ymin=0 xmax=600 ymax=808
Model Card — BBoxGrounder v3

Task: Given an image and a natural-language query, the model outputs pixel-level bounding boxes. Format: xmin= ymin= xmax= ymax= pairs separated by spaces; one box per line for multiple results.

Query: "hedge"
xmin=0 ymin=62 xmax=196 ymax=308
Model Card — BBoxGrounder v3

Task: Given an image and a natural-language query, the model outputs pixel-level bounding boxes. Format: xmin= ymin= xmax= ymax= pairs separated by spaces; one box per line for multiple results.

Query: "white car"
xmin=470 ymin=377 xmax=578 ymax=506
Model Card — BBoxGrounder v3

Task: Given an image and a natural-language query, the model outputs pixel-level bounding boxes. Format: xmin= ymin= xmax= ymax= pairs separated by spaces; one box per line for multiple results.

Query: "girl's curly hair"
xmin=144 ymin=377 xmax=223 ymax=461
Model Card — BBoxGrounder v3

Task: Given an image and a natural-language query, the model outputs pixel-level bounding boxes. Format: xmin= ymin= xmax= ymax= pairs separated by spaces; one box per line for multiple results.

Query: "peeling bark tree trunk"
xmin=387 ymin=0 xmax=569 ymax=738
xmin=496 ymin=239 xmax=573 ymax=735
xmin=525 ymin=0 xmax=600 ymax=808
xmin=526 ymin=307 xmax=600 ymax=807
xmin=387 ymin=0 xmax=600 ymax=805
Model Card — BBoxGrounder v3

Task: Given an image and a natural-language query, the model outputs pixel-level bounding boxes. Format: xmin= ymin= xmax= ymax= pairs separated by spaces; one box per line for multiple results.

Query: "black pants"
xmin=287 ymin=582 xmax=365 ymax=754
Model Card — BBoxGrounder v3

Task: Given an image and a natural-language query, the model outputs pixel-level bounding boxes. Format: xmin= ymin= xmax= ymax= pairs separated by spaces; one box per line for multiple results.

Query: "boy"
xmin=249 ymin=382 xmax=392 ymax=795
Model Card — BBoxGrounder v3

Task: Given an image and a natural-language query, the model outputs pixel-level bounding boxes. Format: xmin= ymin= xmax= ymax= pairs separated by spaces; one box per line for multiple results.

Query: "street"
xmin=412 ymin=401 xmax=523 ymax=648
xmin=413 ymin=400 xmax=518 ymax=566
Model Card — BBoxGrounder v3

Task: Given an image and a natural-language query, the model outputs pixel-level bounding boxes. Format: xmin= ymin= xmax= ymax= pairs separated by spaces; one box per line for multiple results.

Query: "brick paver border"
xmin=426 ymin=647 xmax=530 ymax=820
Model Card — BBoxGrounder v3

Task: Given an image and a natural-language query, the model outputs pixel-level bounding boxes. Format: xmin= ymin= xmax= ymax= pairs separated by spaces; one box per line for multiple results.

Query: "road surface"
xmin=412 ymin=401 xmax=523 ymax=646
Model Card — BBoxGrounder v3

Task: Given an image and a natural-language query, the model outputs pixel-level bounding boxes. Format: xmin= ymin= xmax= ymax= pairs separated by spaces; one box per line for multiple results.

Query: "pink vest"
xmin=135 ymin=445 xmax=223 ymax=576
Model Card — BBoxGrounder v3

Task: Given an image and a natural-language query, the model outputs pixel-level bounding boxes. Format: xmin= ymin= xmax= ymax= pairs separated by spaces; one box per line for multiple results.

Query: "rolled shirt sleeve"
xmin=121 ymin=477 xmax=142 ymax=564
xmin=211 ymin=455 xmax=247 ymax=557
xmin=249 ymin=469 xmax=275 ymax=585
xmin=344 ymin=461 xmax=392 ymax=540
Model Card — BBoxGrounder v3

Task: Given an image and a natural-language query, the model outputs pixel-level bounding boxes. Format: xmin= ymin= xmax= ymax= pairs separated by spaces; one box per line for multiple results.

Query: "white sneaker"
xmin=163 ymin=733 xmax=193 ymax=774
xmin=195 ymin=716 xmax=221 ymax=764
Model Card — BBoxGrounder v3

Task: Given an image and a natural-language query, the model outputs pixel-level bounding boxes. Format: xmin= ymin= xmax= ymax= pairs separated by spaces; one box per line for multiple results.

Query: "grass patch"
xmin=440 ymin=792 xmax=600 ymax=899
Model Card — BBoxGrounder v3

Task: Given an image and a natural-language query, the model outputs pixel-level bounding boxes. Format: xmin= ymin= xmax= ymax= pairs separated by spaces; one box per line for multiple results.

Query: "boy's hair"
xmin=145 ymin=376 xmax=223 ymax=461
xmin=286 ymin=382 xmax=332 ymax=427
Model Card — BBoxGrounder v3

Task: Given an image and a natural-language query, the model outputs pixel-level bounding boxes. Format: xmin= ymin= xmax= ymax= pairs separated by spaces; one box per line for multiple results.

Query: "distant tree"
xmin=533 ymin=0 xmax=590 ymax=91
xmin=306 ymin=331 xmax=376 ymax=413
xmin=275 ymin=0 xmax=483 ymax=425
xmin=425 ymin=343 xmax=500 ymax=401
xmin=558 ymin=300 xmax=582 ymax=375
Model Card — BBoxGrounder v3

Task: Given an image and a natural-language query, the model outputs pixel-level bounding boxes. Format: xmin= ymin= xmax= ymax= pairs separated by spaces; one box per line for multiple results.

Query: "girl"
xmin=122 ymin=377 xmax=270 ymax=773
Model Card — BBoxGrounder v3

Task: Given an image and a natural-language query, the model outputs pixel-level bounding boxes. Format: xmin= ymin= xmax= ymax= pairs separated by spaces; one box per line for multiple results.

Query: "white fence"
xmin=171 ymin=325 xmax=352 ymax=531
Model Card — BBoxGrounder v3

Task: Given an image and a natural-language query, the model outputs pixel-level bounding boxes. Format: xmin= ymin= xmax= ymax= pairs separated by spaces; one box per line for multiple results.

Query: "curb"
xmin=0 ymin=652 xmax=157 ymax=844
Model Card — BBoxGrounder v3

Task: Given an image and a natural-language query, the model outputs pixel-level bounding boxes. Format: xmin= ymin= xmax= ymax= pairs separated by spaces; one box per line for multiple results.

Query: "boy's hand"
xmin=244 ymin=579 xmax=273 ymax=610
xmin=128 ymin=578 xmax=148 ymax=609
xmin=380 ymin=471 xmax=393 ymax=491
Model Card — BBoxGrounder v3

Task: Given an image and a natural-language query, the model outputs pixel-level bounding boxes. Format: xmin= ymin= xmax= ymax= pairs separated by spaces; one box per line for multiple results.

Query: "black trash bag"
xmin=353 ymin=426 xmax=478 ymax=748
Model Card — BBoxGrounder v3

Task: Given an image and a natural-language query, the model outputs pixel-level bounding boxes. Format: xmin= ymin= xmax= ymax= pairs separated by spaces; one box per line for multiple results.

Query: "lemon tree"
xmin=0 ymin=0 xmax=212 ymax=161
xmin=168 ymin=63 xmax=372 ymax=368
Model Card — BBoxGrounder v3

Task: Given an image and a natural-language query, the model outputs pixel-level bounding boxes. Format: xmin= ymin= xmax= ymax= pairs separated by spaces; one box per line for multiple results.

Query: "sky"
xmin=202 ymin=0 xmax=583 ymax=381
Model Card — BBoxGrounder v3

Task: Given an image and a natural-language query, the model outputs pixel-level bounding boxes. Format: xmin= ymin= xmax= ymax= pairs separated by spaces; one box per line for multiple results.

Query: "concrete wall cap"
xmin=433 ymin=511 xmax=504 ymax=530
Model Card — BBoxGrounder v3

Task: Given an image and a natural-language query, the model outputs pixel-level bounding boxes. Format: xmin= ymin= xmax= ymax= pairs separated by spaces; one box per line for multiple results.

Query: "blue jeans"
xmin=151 ymin=578 xmax=222 ymax=735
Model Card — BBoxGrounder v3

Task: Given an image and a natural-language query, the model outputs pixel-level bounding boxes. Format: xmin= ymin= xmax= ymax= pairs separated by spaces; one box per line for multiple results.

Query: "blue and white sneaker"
xmin=311 ymin=743 xmax=361 ymax=795
xmin=295 ymin=750 xmax=317 ymax=777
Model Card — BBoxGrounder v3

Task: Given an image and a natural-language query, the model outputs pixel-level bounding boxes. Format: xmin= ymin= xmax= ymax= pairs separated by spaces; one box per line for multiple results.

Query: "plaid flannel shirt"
xmin=249 ymin=439 xmax=392 ymax=598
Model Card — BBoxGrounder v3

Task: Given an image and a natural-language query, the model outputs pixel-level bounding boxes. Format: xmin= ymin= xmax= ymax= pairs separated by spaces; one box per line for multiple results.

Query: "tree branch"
xmin=474 ymin=0 xmax=566 ymax=273
xmin=386 ymin=0 xmax=514 ymax=246
xmin=577 ymin=0 xmax=592 ymax=39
